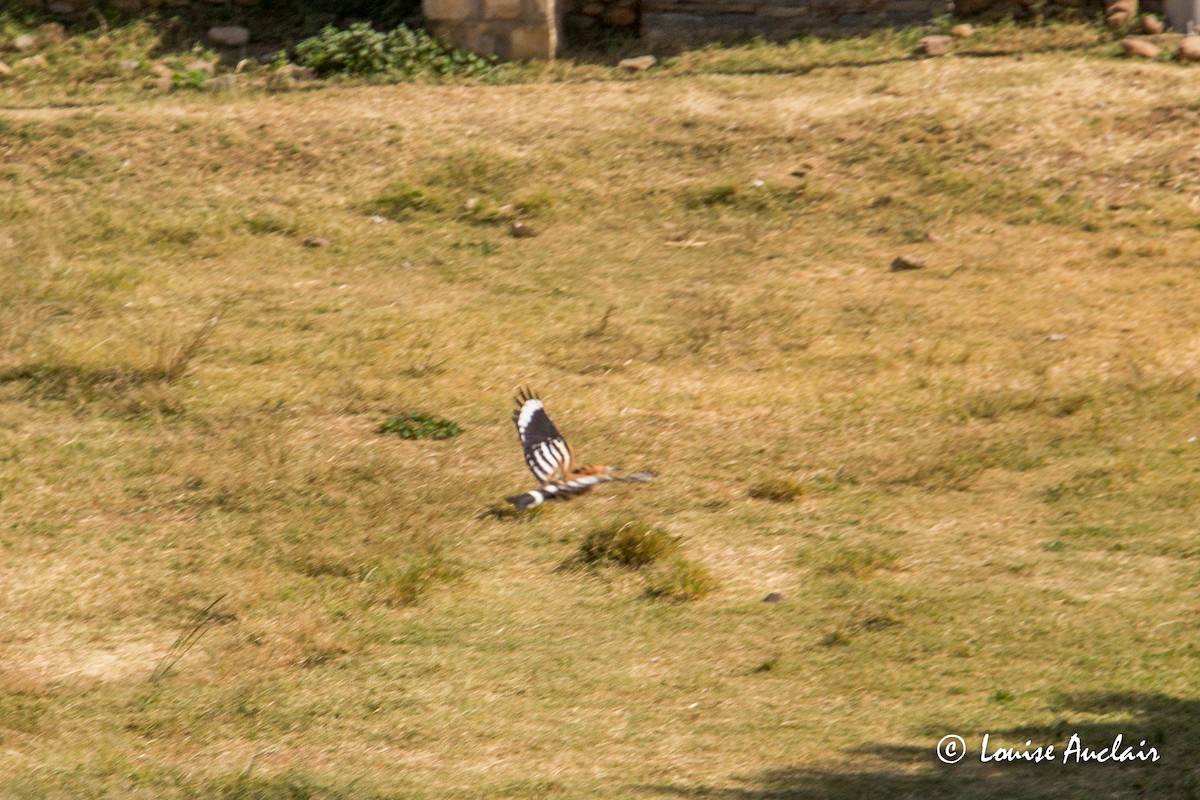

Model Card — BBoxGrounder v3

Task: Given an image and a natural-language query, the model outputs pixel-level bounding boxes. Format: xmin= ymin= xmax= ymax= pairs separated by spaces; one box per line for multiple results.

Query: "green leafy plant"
xmin=172 ymin=69 xmax=209 ymax=90
xmin=293 ymin=22 xmax=495 ymax=79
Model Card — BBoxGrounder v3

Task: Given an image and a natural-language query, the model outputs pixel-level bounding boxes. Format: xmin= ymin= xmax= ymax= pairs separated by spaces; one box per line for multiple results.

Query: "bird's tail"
xmin=505 ymin=490 xmax=544 ymax=510
xmin=613 ymin=470 xmax=656 ymax=483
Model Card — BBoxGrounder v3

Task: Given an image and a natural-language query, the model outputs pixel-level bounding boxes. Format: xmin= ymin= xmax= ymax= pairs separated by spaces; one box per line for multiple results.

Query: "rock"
xmin=185 ymin=59 xmax=216 ymax=76
xmin=1180 ymin=35 xmax=1200 ymax=61
xmin=891 ymin=255 xmax=926 ymax=271
xmin=119 ymin=59 xmax=140 ymax=71
xmin=37 ymin=23 xmax=68 ymax=45
xmin=16 ymin=55 xmax=48 ymax=69
xmin=47 ymin=1 xmax=75 ymax=13
xmin=917 ymin=35 xmax=953 ymax=56
xmin=302 ymin=236 xmax=330 ymax=248
xmin=462 ymin=197 xmax=479 ymax=212
xmin=13 ymin=34 xmax=37 ymax=52
xmin=1107 ymin=9 xmax=1133 ymax=27
xmin=273 ymin=63 xmax=315 ymax=80
xmin=604 ymin=6 xmax=638 ymax=25
xmin=510 ymin=221 xmax=537 ymax=238
xmin=618 ymin=54 xmax=657 ymax=71
xmin=1141 ymin=13 xmax=1163 ymax=33
xmin=208 ymin=25 xmax=251 ymax=47
xmin=1120 ymin=37 xmax=1159 ymax=58
xmin=264 ymin=62 xmax=314 ymax=89
xmin=0 ymin=61 xmax=11 ymax=77
xmin=1106 ymin=0 xmax=1136 ymax=27
xmin=950 ymin=23 xmax=975 ymax=37
xmin=1046 ymin=333 xmax=1069 ymax=342
xmin=763 ymin=592 xmax=784 ymax=603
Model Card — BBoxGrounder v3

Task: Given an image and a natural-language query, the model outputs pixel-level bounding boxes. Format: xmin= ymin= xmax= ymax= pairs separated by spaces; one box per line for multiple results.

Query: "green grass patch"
xmin=643 ymin=557 xmax=719 ymax=602
xmin=798 ymin=542 xmax=898 ymax=578
xmin=379 ymin=412 xmax=463 ymax=440
xmin=747 ymin=478 xmax=804 ymax=503
xmin=578 ymin=520 xmax=679 ymax=568
xmin=362 ymin=553 xmax=462 ymax=607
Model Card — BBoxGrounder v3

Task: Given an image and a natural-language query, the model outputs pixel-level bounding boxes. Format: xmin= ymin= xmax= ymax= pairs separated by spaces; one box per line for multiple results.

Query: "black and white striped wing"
xmin=512 ymin=387 xmax=574 ymax=483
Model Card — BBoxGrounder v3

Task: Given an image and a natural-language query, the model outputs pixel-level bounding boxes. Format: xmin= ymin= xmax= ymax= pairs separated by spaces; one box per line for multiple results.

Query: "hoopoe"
xmin=504 ymin=387 xmax=654 ymax=510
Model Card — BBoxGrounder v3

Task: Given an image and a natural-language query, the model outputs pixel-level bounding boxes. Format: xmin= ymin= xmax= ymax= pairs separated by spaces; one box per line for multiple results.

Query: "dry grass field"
xmin=2 ymin=20 xmax=1200 ymax=799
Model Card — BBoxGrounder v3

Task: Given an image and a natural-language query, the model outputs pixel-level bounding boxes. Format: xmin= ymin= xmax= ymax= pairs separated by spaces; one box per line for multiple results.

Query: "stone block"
xmin=464 ymin=23 xmax=505 ymax=54
xmin=1180 ymin=35 xmax=1200 ymax=60
xmin=484 ymin=0 xmax=522 ymax=20
xmin=509 ymin=23 xmax=554 ymax=59
xmin=427 ymin=21 xmax=468 ymax=51
xmin=425 ymin=0 xmax=479 ymax=21
xmin=1119 ymin=36 xmax=1158 ymax=57
xmin=604 ymin=6 xmax=638 ymax=24
xmin=527 ymin=0 xmax=558 ymax=19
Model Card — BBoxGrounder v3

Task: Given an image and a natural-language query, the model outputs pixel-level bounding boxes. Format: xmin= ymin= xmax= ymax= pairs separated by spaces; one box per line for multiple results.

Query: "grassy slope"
xmin=2 ymin=33 xmax=1200 ymax=799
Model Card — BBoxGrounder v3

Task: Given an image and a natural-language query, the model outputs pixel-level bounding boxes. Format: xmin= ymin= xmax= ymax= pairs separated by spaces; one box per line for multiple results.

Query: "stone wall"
xmin=13 ymin=0 xmax=559 ymax=61
xmin=641 ymin=0 xmax=948 ymax=42
xmin=561 ymin=0 xmax=639 ymax=43
xmin=6 ymin=0 xmax=1128 ymax=61
xmin=12 ymin=0 xmax=255 ymax=10
xmin=424 ymin=0 xmax=559 ymax=59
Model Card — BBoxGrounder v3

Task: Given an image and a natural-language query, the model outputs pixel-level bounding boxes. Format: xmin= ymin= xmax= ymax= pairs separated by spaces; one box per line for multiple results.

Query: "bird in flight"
xmin=505 ymin=387 xmax=654 ymax=510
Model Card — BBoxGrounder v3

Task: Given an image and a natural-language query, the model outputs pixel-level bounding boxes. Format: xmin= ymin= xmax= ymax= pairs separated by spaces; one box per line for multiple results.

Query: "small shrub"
xmin=684 ymin=181 xmax=738 ymax=208
xmin=243 ymin=215 xmax=299 ymax=236
xmin=643 ymin=557 xmax=719 ymax=601
xmin=747 ymin=478 xmax=804 ymax=502
xmin=819 ymin=629 xmax=851 ymax=647
xmin=514 ymin=189 xmax=556 ymax=217
xmin=579 ymin=520 xmax=678 ymax=568
xmin=680 ymin=179 xmax=812 ymax=213
xmin=172 ymin=69 xmax=209 ymax=91
xmin=368 ymin=180 xmax=451 ymax=219
xmin=293 ymin=22 xmax=495 ymax=79
xmin=379 ymin=412 xmax=462 ymax=440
